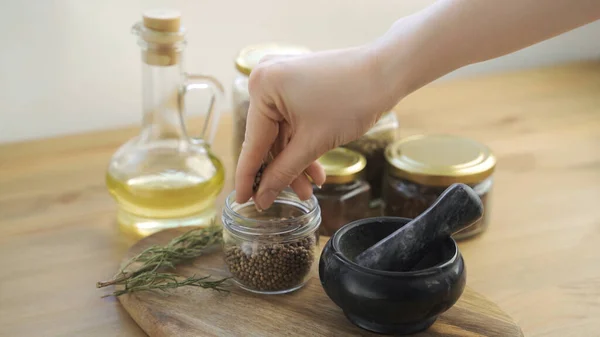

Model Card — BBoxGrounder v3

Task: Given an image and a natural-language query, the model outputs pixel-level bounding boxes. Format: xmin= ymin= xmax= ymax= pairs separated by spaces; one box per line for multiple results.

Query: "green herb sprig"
xmin=105 ymin=273 xmax=230 ymax=298
xmin=97 ymin=223 xmax=230 ymax=297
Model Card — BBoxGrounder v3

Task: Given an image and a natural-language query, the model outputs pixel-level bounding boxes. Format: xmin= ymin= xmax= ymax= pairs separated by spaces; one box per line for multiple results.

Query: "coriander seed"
xmin=222 ymin=188 xmax=321 ymax=294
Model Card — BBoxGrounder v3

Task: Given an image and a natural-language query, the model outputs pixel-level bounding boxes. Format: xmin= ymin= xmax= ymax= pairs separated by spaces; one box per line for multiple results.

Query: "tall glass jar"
xmin=232 ymin=43 xmax=311 ymax=166
xmin=314 ymin=148 xmax=371 ymax=236
xmin=382 ymin=134 xmax=496 ymax=240
xmin=222 ymin=188 xmax=321 ymax=294
xmin=105 ymin=9 xmax=225 ymax=238
xmin=342 ymin=111 xmax=399 ymax=201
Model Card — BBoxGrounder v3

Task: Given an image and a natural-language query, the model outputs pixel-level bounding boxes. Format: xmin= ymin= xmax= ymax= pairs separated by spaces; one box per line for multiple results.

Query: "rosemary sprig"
xmin=104 ymin=273 xmax=230 ymax=298
xmin=97 ymin=222 xmax=230 ymax=297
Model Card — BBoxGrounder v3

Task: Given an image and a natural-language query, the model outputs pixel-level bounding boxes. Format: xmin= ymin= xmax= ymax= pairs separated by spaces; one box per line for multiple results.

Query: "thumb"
xmin=254 ymin=136 xmax=318 ymax=210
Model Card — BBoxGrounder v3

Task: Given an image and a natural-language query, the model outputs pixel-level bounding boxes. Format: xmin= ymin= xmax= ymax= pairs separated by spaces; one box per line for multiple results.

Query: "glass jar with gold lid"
xmin=382 ymin=134 xmax=496 ymax=240
xmin=342 ymin=111 xmax=399 ymax=201
xmin=232 ymin=43 xmax=311 ymax=166
xmin=314 ymin=147 xmax=372 ymax=236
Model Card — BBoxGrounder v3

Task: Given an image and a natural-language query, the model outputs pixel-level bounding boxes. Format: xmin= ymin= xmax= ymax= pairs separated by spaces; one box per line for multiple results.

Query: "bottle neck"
xmin=139 ymin=50 xmax=188 ymax=141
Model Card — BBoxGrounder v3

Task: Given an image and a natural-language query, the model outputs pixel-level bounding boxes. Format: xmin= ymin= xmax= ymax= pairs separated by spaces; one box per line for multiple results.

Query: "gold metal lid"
xmin=318 ymin=148 xmax=367 ymax=184
xmin=235 ymin=43 xmax=310 ymax=76
xmin=385 ymin=134 xmax=496 ymax=186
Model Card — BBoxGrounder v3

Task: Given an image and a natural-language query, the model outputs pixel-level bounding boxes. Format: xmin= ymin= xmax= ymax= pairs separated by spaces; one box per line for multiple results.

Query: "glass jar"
xmin=222 ymin=188 xmax=321 ymax=294
xmin=232 ymin=43 xmax=311 ymax=166
xmin=342 ymin=111 xmax=399 ymax=201
xmin=382 ymin=134 xmax=496 ymax=240
xmin=106 ymin=9 xmax=225 ymax=238
xmin=314 ymin=148 xmax=372 ymax=236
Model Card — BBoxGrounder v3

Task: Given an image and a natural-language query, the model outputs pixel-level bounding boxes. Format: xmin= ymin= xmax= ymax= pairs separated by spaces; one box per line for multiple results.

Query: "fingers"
xmin=236 ymin=52 xmax=322 ymax=208
xmin=305 ymin=161 xmax=326 ymax=188
xmin=234 ymin=103 xmax=279 ymax=204
xmin=254 ymin=136 xmax=317 ymax=210
xmin=289 ymin=173 xmax=313 ymax=201
xmin=289 ymin=161 xmax=326 ymax=201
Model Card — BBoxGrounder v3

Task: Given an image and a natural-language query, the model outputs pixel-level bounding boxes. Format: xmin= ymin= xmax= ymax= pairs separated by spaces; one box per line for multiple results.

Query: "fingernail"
xmin=316 ymin=184 xmax=322 ymax=189
xmin=257 ymin=189 xmax=278 ymax=210
xmin=250 ymin=197 xmax=262 ymax=213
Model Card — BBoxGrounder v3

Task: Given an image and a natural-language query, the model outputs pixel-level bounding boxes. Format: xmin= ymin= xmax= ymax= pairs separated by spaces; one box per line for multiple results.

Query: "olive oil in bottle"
xmin=106 ymin=9 xmax=225 ymax=238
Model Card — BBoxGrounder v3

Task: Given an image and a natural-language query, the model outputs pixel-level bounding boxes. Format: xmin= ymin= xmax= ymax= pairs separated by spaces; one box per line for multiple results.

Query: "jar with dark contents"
xmin=314 ymin=148 xmax=371 ymax=236
xmin=221 ymin=189 xmax=320 ymax=294
xmin=342 ymin=111 xmax=399 ymax=201
xmin=382 ymin=134 xmax=496 ymax=240
xmin=232 ymin=43 xmax=311 ymax=167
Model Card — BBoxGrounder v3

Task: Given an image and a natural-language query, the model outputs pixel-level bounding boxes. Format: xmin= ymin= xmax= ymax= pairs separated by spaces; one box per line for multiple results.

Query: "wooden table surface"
xmin=0 ymin=61 xmax=599 ymax=337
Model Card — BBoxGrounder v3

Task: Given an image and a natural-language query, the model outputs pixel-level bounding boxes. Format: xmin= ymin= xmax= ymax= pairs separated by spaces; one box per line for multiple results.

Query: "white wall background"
xmin=1 ymin=0 xmax=599 ymax=144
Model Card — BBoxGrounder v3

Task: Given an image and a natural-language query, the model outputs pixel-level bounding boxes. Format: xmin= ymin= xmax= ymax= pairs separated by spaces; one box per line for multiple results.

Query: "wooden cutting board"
xmin=115 ymin=228 xmax=523 ymax=337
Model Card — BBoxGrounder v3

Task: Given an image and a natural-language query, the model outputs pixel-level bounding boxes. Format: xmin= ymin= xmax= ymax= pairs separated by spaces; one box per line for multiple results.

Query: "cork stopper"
xmin=137 ymin=9 xmax=185 ymax=66
xmin=143 ymin=9 xmax=181 ymax=33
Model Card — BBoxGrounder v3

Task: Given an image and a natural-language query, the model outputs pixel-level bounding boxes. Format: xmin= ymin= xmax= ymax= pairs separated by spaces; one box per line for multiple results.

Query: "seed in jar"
xmin=343 ymin=130 xmax=395 ymax=199
xmin=224 ymin=235 xmax=317 ymax=292
xmin=383 ymin=178 xmax=489 ymax=239
xmin=252 ymin=163 xmax=267 ymax=193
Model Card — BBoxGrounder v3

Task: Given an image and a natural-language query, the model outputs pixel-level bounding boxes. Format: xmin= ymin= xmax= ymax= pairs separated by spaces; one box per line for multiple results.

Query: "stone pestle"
xmin=354 ymin=183 xmax=484 ymax=272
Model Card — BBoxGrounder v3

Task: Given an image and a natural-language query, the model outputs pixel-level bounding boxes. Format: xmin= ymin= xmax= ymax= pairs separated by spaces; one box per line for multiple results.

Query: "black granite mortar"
xmin=319 ymin=217 xmax=466 ymax=335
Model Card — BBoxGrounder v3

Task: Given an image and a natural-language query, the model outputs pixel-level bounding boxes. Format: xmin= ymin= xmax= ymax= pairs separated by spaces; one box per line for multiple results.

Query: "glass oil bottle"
xmin=106 ymin=9 xmax=225 ymax=238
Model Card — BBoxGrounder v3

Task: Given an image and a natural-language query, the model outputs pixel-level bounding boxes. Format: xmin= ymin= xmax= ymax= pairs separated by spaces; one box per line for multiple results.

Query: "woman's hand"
xmin=234 ymin=0 xmax=600 ymax=211
xmin=234 ymin=46 xmax=396 ymax=210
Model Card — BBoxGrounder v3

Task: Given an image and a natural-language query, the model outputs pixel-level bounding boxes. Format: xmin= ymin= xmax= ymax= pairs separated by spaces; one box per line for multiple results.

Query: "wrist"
xmin=362 ymin=19 xmax=417 ymax=114
xmin=364 ymin=11 xmax=464 ymax=110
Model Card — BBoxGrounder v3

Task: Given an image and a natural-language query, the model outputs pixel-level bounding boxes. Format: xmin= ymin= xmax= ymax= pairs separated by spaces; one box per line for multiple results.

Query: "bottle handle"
xmin=180 ymin=73 xmax=225 ymax=146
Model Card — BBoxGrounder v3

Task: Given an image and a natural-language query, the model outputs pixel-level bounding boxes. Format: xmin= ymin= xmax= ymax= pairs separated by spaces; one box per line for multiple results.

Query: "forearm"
xmin=370 ymin=0 xmax=600 ymax=107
